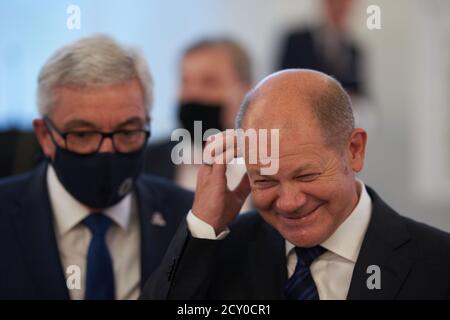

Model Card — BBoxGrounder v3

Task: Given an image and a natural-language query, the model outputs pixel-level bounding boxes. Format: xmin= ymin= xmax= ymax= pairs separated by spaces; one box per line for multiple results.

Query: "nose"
xmin=98 ymin=136 xmax=115 ymax=153
xmin=275 ymin=184 xmax=307 ymax=214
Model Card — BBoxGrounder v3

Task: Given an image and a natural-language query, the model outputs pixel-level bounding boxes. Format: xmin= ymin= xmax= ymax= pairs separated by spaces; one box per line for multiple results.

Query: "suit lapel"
xmin=248 ymin=221 xmax=287 ymax=299
xmin=11 ymin=163 xmax=69 ymax=299
xmin=347 ymin=187 xmax=413 ymax=299
xmin=135 ymin=179 xmax=173 ymax=289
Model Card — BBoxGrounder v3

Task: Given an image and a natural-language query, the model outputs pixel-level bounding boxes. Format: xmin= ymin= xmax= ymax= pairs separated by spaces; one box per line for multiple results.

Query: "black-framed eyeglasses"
xmin=44 ymin=117 xmax=150 ymax=155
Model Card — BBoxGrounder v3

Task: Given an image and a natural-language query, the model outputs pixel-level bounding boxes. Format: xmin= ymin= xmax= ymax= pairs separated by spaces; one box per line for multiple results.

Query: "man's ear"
xmin=33 ymin=118 xmax=55 ymax=160
xmin=347 ymin=128 xmax=367 ymax=173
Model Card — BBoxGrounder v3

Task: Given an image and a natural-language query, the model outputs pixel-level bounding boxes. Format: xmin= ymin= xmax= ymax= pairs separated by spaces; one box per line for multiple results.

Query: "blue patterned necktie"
xmin=83 ymin=213 xmax=115 ymax=300
xmin=284 ymin=246 xmax=326 ymax=300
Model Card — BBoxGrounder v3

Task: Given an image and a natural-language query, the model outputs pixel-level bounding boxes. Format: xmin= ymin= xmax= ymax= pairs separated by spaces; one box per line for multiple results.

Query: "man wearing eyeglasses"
xmin=0 ymin=35 xmax=193 ymax=300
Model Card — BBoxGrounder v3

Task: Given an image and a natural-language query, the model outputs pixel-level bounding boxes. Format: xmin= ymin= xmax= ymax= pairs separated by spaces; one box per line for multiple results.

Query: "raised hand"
xmin=191 ymin=130 xmax=251 ymax=234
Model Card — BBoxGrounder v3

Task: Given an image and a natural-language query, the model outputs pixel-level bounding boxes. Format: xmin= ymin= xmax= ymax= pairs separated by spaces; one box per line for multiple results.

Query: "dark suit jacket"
xmin=279 ymin=28 xmax=362 ymax=94
xmin=144 ymin=139 xmax=178 ymax=181
xmin=0 ymin=130 xmax=42 ymax=178
xmin=141 ymin=187 xmax=450 ymax=300
xmin=0 ymin=162 xmax=193 ymax=299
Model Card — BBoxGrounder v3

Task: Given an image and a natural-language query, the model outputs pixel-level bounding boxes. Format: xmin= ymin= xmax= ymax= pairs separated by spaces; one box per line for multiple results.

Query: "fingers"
xmin=193 ymin=131 xmax=252 ymax=233
xmin=232 ymin=174 xmax=251 ymax=204
xmin=197 ymin=152 xmax=227 ymax=187
xmin=199 ymin=129 xmax=247 ymax=195
xmin=203 ymin=130 xmax=242 ymax=165
xmin=198 ymin=158 xmax=226 ymax=180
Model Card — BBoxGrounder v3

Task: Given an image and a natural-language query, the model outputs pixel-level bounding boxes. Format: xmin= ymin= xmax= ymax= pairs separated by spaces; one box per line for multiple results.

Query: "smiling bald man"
xmin=141 ymin=69 xmax=450 ymax=300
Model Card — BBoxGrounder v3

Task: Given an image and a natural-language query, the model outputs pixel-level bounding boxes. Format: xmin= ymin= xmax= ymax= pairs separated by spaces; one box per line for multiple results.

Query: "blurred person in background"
xmin=0 ymin=35 xmax=193 ymax=300
xmin=144 ymin=38 xmax=253 ymax=210
xmin=277 ymin=0 xmax=375 ymax=129
xmin=278 ymin=0 xmax=361 ymax=94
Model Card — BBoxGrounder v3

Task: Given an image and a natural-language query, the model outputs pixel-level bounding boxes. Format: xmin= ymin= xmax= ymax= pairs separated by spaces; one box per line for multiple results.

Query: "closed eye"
xmin=295 ymin=173 xmax=320 ymax=182
xmin=253 ymin=179 xmax=278 ymax=188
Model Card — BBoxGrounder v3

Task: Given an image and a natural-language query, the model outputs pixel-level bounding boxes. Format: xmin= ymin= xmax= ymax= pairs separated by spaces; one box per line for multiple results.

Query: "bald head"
xmin=236 ymin=69 xmax=354 ymax=149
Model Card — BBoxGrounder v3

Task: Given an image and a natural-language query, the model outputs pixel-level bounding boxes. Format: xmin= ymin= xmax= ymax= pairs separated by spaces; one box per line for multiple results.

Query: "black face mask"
xmin=178 ymin=102 xmax=224 ymax=139
xmin=50 ymin=145 xmax=145 ymax=209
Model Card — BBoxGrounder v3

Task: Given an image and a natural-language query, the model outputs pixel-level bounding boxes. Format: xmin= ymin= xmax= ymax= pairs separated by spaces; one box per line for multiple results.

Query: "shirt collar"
xmin=47 ymin=165 xmax=133 ymax=236
xmin=285 ymin=178 xmax=372 ymax=263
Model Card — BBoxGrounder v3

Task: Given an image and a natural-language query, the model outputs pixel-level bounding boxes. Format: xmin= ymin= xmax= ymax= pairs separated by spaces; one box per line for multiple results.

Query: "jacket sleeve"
xmin=140 ymin=218 xmax=221 ymax=300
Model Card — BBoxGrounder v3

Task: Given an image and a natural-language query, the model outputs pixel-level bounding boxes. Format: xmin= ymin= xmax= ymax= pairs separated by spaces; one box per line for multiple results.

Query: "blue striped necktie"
xmin=284 ymin=246 xmax=326 ymax=300
xmin=83 ymin=213 xmax=115 ymax=300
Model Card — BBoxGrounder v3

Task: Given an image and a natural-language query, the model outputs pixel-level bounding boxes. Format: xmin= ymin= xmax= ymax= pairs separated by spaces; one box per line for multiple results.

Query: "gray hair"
xmin=37 ymin=34 xmax=153 ymax=115
xmin=236 ymin=71 xmax=354 ymax=148
xmin=235 ymin=88 xmax=255 ymax=129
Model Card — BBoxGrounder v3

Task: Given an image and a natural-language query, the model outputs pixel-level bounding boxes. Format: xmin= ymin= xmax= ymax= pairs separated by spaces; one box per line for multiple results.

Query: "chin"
xmin=262 ymin=211 xmax=333 ymax=247
xmin=279 ymin=222 xmax=331 ymax=248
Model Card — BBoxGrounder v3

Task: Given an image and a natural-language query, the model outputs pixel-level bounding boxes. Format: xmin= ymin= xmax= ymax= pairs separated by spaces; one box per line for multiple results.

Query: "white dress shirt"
xmin=187 ymin=179 xmax=372 ymax=300
xmin=47 ymin=165 xmax=141 ymax=300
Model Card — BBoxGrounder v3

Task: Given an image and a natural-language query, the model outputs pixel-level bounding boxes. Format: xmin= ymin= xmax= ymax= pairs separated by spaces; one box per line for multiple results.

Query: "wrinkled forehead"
xmin=241 ymin=125 xmax=326 ymax=156
xmin=239 ymin=125 xmax=331 ymax=179
xmin=241 ymin=93 xmax=323 ymax=143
